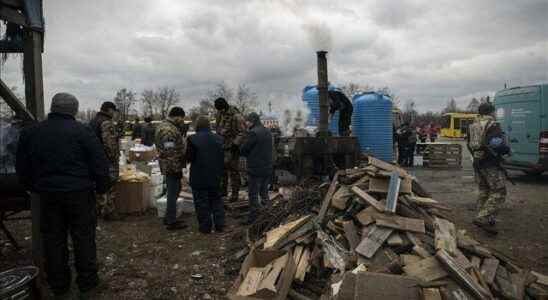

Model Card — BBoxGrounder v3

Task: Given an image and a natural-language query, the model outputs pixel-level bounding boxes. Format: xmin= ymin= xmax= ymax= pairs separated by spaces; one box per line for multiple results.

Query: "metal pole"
xmin=316 ymin=51 xmax=329 ymax=137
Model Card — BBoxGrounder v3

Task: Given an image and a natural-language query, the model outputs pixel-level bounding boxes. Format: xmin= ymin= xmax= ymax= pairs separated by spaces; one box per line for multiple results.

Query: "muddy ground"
xmin=1 ymin=140 xmax=547 ymax=299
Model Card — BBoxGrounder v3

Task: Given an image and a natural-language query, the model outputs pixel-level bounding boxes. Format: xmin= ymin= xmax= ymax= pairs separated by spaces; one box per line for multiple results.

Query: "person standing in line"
xmin=155 ymin=107 xmax=188 ymax=230
xmin=131 ymin=117 xmax=143 ymax=141
xmin=214 ymin=97 xmax=246 ymax=202
xmin=186 ymin=116 xmax=225 ymax=233
xmin=397 ymin=122 xmax=411 ymax=166
xmin=17 ymin=93 xmax=110 ymax=299
xmin=141 ymin=116 xmax=155 ymax=147
xmin=89 ymin=101 xmax=122 ymax=220
xmin=240 ymin=112 xmax=273 ymax=225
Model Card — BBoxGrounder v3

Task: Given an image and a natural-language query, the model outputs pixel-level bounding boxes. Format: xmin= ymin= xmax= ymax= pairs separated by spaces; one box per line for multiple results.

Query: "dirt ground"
xmin=1 ymin=140 xmax=547 ymax=299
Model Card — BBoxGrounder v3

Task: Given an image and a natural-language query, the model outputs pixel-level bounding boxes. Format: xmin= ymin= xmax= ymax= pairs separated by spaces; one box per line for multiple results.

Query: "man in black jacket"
xmin=16 ymin=93 xmax=110 ymax=298
xmin=240 ymin=112 xmax=273 ymax=225
xmin=186 ymin=116 xmax=225 ymax=233
xmin=141 ymin=116 xmax=155 ymax=146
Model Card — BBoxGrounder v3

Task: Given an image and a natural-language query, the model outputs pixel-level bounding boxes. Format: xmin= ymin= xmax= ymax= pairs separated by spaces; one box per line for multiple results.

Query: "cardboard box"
xmin=114 ymin=180 xmax=151 ymax=214
xmin=128 ymin=149 xmax=157 ymax=162
xmin=228 ymin=249 xmax=296 ymax=300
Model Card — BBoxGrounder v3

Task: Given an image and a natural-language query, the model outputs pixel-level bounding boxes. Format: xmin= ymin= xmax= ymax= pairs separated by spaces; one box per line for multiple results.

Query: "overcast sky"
xmin=1 ymin=0 xmax=547 ymax=113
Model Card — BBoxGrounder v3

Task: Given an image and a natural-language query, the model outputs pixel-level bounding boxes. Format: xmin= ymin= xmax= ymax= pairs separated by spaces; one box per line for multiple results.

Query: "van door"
xmin=497 ymin=86 xmax=541 ymax=164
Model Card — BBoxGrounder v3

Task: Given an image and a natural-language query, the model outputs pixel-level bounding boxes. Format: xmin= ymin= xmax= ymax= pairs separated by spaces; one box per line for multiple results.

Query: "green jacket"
xmin=155 ymin=119 xmax=186 ymax=175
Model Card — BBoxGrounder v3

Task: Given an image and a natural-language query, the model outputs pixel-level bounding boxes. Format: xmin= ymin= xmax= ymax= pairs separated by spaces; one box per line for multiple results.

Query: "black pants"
xmin=40 ymin=189 xmax=98 ymax=294
xmin=247 ymin=175 xmax=270 ymax=222
xmin=165 ymin=173 xmax=182 ymax=225
xmin=405 ymin=143 xmax=416 ymax=166
xmin=192 ymin=189 xmax=225 ymax=233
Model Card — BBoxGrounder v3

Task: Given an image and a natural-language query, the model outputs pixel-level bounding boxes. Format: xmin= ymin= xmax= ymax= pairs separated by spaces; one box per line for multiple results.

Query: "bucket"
xmin=0 ymin=266 xmax=39 ymax=300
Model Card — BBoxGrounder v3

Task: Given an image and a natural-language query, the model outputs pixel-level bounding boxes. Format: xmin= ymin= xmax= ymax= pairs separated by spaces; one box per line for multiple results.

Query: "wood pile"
xmin=422 ymin=143 xmax=462 ymax=169
xmin=229 ymin=157 xmax=548 ymax=300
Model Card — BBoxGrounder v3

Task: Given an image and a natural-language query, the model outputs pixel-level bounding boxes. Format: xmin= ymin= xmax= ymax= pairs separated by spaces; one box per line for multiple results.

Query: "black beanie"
xmin=168 ymin=106 xmax=185 ymax=118
xmin=214 ymin=97 xmax=229 ymax=110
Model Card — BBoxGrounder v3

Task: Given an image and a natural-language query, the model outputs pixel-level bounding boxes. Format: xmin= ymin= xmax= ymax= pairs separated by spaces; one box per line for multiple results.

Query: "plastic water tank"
xmin=352 ymin=92 xmax=393 ymax=161
xmin=302 ymin=85 xmax=340 ymax=135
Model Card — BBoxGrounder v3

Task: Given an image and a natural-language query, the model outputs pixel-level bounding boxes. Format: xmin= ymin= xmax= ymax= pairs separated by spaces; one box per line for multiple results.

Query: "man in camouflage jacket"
xmin=467 ymin=102 xmax=510 ymax=235
xmin=214 ymin=97 xmax=246 ymax=202
xmin=155 ymin=107 xmax=187 ymax=230
xmin=89 ymin=101 xmax=121 ymax=220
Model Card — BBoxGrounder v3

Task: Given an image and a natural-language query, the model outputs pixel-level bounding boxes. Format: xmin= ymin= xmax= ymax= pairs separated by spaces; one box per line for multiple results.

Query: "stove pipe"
xmin=316 ymin=51 xmax=329 ymax=136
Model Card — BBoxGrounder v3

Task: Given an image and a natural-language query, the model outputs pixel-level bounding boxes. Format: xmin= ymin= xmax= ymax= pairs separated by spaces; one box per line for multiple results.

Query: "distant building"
xmin=261 ymin=112 xmax=279 ymax=129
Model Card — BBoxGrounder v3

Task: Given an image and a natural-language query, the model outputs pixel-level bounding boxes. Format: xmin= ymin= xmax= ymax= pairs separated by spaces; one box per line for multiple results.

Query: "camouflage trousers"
xmin=97 ymin=185 xmax=117 ymax=217
xmin=476 ymin=166 xmax=506 ymax=221
xmin=222 ymin=156 xmax=241 ymax=200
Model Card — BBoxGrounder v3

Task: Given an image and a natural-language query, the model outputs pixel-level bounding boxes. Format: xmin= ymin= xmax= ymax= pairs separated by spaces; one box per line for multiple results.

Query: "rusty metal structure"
xmin=275 ymin=51 xmax=359 ymax=181
xmin=0 ymin=1 xmax=45 ymax=297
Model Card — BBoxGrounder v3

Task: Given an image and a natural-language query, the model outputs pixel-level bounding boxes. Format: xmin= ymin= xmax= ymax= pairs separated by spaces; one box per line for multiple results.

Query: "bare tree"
xmin=340 ymin=82 xmax=374 ymax=99
xmin=141 ymin=89 xmax=156 ymax=117
xmin=466 ymin=98 xmax=480 ymax=112
xmin=113 ymin=88 xmax=137 ymax=121
xmin=442 ymin=98 xmax=459 ymax=114
xmin=207 ymin=82 xmax=234 ymax=102
xmin=235 ymin=84 xmax=258 ymax=115
xmin=189 ymin=100 xmax=215 ymax=122
xmin=156 ymin=87 xmax=181 ymax=119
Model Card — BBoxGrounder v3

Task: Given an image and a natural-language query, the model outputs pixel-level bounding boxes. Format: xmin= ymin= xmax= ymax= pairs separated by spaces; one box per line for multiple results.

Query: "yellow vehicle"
xmin=440 ymin=112 xmax=478 ymax=138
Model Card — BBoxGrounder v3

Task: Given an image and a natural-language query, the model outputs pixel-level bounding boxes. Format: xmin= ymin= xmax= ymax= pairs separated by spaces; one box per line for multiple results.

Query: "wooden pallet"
xmin=422 ymin=143 xmax=462 ymax=169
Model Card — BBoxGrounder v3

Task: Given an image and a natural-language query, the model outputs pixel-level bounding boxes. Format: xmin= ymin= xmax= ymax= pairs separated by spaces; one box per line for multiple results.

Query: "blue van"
xmin=494 ymin=84 xmax=548 ymax=175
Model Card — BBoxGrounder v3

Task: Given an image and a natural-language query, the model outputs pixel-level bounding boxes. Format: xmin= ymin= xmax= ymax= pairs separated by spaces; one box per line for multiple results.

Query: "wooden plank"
xmin=274 ymin=221 xmax=315 ymax=250
xmin=331 ymin=185 xmax=353 ymax=210
xmin=436 ymin=250 xmax=491 ymax=300
xmin=293 ymin=245 xmax=304 ymax=265
xmin=24 ymin=30 xmax=45 ymax=120
xmin=237 ymin=267 xmax=268 ymax=296
xmin=403 ymin=256 xmax=448 ymax=282
xmin=401 ymin=254 xmax=422 ymax=266
xmin=376 ymin=215 xmax=426 ymax=234
xmin=351 ymin=186 xmax=385 ymax=212
xmin=355 ymin=225 xmax=393 ymax=258
xmin=531 ymin=271 xmax=548 ymax=287
xmin=413 ymin=245 xmax=432 ymax=259
xmin=470 ymin=256 xmax=482 ymax=269
xmin=0 ymin=79 xmax=34 ymax=121
xmin=368 ymin=156 xmax=410 ymax=178
xmin=258 ymin=254 xmax=288 ymax=293
xmin=295 ymin=248 xmax=310 ymax=282
xmin=354 ymin=272 xmax=420 ymax=300
xmin=495 ymin=266 xmax=519 ymax=300
xmin=422 ymin=288 xmax=443 ymax=300
xmin=434 ymin=217 xmax=457 ymax=254
xmin=264 ymin=215 xmax=312 ymax=249
xmin=385 ymin=171 xmax=401 ymax=213
xmin=343 ymin=221 xmax=360 ymax=252
xmin=317 ymin=171 xmax=341 ymax=224
xmin=387 ymin=232 xmax=404 ymax=246
xmin=480 ymin=258 xmax=499 ymax=284
xmin=354 ymin=206 xmax=380 ymax=226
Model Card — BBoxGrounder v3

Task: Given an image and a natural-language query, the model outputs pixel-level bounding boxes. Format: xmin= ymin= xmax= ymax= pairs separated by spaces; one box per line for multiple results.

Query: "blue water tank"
xmin=302 ymin=85 xmax=340 ymax=135
xmin=352 ymin=92 xmax=393 ymax=162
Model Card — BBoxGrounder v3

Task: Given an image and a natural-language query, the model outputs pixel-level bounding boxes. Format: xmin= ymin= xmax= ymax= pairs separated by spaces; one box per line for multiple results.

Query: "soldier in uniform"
xmin=214 ymin=97 xmax=246 ymax=202
xmin=89 ymin=101 xmax=122 ymax=220
xmin=155 ymin=107 xmax=188 ymax=230
xmin=467 ymin=102 xmax=510 ymax=235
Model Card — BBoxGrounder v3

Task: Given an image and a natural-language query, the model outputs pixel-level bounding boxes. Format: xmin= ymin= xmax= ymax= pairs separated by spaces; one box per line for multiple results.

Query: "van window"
xmin=453 ymin=118 xmax=461 ymax=130
xmin=442 ymin=115 xmax=450 ymax=129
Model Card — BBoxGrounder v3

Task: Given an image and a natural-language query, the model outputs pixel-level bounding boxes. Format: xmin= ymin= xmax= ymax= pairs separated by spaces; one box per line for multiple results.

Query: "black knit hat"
xmin=478 ymin=102 xmax=495 ymax=115
xmin=50 ymin=93 xmax=79 ymax=116
xmin=100 ymin=101 xmax=118 ymax=112
xmin=168 ymin=106 xmax=186 ymax=118
xmin=214 ymin=97 xmax=229 ymax=110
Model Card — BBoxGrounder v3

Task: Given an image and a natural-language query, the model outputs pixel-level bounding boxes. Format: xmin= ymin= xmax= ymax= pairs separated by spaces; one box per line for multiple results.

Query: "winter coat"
xmin=89 ymin=111 xmax=120 ymax=164
xmin=240 ymin=122 xmax=273 ymax=177
xmin=16 ymin=113 xmax=110 ymax=193
xmin=186 ymin=129 xmax=224 ymax=190
xmin=155 ymin=119 xmax=186 ymax=175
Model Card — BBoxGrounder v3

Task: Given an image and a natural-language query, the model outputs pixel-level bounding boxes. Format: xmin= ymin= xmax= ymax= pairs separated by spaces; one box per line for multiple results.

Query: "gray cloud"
xmin=0 ymin=0 xmax=546 ymax=114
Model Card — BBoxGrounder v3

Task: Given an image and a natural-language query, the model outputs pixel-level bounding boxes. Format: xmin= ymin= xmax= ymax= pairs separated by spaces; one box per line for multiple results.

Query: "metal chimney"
xmin=316 ymin=51 xmax=329 ymax=136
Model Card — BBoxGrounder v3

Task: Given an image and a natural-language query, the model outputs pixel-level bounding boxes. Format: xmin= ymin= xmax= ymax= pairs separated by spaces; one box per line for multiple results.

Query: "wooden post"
xmin=23 ymin=29 xmax=44 ymax=121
